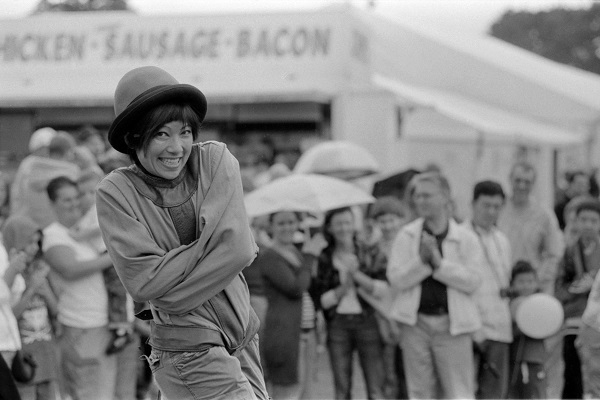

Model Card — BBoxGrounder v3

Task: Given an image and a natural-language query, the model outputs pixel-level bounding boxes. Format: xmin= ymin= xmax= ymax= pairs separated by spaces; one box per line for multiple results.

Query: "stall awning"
xmin=373 ymin=74 xmax=585 ymax=147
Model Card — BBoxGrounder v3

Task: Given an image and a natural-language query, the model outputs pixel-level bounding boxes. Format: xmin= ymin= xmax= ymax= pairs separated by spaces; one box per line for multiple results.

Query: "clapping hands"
xmin=420 ymin=232 xmax=441 ymax=269
xmin=568 ymin=273 xmax=595 ymax=294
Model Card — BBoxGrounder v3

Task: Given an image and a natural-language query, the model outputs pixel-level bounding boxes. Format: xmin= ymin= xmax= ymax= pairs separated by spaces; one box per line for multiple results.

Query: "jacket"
xmin=555 ymin=238 xmax=600 ymax=320
xmin=387 ymin=218 xmax=482 ymax=336
xmin=254 ymin=246 xmax=313 ymax=384
xmin=582 ymin=268 xmax=600 ymax=333
xmin=310 ymin=240 xmax=387 ymax=322
xmin=463 ymin=221 xmax=513 ymax=343
xmin=96 ymin=141 xmax=259 ymax=352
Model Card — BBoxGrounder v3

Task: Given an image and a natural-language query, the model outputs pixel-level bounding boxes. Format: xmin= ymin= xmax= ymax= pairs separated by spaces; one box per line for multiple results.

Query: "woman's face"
xmin=270 ymin=212 xmax=299 ymax=245
xmin=52 ymin=185 xmax=81 ymax=227
xmin=328 ymin=210 xmax=355 ymax=245
xmin=23 ymin=231 xmax=41 ymax=262
xmin=376 ymin=213 xmax=405 ymax=241
xmin=136 ymin=120 xmax=193 ymax=180
xmin=78 ymin=178 xmax=100 ymax=214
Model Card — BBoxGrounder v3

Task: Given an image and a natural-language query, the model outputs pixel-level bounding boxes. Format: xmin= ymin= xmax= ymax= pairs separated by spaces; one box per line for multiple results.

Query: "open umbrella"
xmin=372 ymin=168 xmax=421 ymax=199
xmin=293 ymin=141 xmax=381 ymax=180
xmin=245 ymin=174 xmax=375 ymax=218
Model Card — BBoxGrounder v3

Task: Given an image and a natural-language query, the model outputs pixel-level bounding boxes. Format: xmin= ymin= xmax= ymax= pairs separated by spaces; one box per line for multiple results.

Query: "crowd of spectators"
xmin=2 ymin=125 xmax=600 ymax=400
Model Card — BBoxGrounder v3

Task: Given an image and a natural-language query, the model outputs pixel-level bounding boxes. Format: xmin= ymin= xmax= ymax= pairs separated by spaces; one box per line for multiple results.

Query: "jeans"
xmin=543 ymin=332 xmax=564 ymax=400
xmin=59 ymin=325 xmax=117 ymax=400
xmin=400 ymin=313 xmax=475 ymax=399
xmin=475 ymin=340 xmax=509 ymax=399
xmin=148 ymin=334 xmax=269 ymax=400
xmin=113 ymin=331 xmax=139 ymax=400
xmin=562 ymin=334 xmax=583 ymax=399
xmin=576 ymin=325 xmax=600 ymax=399
xmin=327 ymin=313 xmax=384 ymax=400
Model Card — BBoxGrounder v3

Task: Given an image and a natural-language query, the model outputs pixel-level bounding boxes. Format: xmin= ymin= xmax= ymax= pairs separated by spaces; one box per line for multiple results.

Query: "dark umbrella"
xmin=372 ymin=168 xmax=421 ymax=200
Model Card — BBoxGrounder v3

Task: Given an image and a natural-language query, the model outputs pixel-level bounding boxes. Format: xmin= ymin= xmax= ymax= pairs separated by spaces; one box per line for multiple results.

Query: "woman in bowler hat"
xmin=95 ymin=66 xmax=269 ymax=400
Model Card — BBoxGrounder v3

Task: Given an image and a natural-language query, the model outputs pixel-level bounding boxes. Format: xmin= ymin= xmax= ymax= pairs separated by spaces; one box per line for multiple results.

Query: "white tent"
xmin=359 ymin=8 xmax=600 ymax=131
xmin=373 ymin=74 xmax=585 ymax=146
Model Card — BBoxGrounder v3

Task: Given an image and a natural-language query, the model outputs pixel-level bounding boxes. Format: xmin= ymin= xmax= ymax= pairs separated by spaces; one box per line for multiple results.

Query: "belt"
xmin=149 ymin=323 xmax=225 ymax=352
xmin=148 ymin=310 xmax=259 ymax=356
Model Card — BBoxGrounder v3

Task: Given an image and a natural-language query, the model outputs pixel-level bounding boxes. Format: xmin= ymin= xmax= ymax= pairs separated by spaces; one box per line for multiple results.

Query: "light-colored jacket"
xmin=463 ymin=222 xmax=513 ymax=343
xmin=387 ymin=218 xmax=482 ymax=336
xmin=582 ymin=269 xmax=600 ymax=333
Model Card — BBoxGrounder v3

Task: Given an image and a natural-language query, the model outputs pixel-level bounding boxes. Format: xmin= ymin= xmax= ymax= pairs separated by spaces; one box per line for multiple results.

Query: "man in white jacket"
xmin=387 ymin=171 xmax=482 ymax=399
xmin=464 ymin=180 xmax=513 ymax=399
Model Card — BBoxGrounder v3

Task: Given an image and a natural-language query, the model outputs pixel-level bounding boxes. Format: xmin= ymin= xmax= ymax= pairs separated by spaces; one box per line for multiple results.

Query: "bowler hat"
xmin=108 ymin=66 xmax=207 ymax=154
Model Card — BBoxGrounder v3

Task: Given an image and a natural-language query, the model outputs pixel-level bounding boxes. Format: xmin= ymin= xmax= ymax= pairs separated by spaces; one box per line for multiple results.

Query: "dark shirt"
xmin=418 ymin=223 xmax=449 ymax=315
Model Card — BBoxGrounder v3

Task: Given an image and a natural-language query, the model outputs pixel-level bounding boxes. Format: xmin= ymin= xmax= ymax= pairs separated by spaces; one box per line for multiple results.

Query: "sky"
xmin=0 ymin=0 xmax=594 ymax=35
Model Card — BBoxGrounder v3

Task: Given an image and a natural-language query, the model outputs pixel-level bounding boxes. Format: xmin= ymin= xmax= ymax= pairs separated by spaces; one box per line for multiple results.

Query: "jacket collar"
xmin=404 ymin=217 xmax=461 ymax=242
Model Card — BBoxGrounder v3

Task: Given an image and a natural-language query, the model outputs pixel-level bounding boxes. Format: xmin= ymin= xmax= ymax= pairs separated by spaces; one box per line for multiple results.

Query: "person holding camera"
xmin=464 ymin=181 xmax=513 ymax=399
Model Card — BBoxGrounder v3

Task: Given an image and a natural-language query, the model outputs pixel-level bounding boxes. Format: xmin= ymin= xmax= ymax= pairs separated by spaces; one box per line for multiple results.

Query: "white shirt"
xmin=0 ymin=243 xmax=23 ymax=351
xmin=465 ymin=222 xmax=513 ymax=343
xmin=43 ymin=222 xmax=108 ymax=328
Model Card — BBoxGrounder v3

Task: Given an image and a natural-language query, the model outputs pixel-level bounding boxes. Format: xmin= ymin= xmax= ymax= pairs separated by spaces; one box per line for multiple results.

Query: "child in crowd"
xmin=508 ymin=260 xmax=547 ymax=399
xmin=4 ymin=215 xmax=60 ymax=400
xmin=69 ymin=170 xmax=132 ymax=354
xmin=579 ymin=261 xmax=600 ymax=398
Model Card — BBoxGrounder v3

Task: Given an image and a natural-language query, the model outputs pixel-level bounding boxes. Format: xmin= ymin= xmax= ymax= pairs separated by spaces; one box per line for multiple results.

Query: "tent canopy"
xmin=359 ymin=8 xmax=600 ymax=129
xmin=374 ymin=74 xmax=585 ymax=147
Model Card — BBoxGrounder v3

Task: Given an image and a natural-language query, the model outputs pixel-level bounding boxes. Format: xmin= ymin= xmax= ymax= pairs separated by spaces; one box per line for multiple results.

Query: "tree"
xmin=489 ymin=4 xmax=600 ymax=75
xmin=32 ymin=0 xmax=130 ymax=13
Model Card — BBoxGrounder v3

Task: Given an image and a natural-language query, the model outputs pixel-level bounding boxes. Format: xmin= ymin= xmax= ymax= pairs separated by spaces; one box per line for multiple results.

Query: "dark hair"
xmin=322 ymin=206 xmax=355 ymax=249
xmin=510 ymin=260 xmax=537 ymax=284
xmin=46 ymin=176 xmax=77 ymax=202
xmin=124 ymin=103 xmax=202 ymax=160
xmin=575 ymin=198 xmax=600 ymax=218
xmin=268 ymin=211 xmax=301 ymax=224
xmin=369 ymin=196 xmax=405 ymax=220
xmin=473 ymin=180 xmax=505 ymax=202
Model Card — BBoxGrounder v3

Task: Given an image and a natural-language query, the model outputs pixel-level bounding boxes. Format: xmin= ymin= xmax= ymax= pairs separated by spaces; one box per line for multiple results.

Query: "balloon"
xmin=515 ymin=293 xmax=564 ymax=339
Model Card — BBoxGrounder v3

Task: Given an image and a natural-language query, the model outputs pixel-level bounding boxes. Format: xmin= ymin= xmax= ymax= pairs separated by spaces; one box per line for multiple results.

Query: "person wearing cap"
xmin=10 ymin=130 xmax=79 ymax=229
xmin=95 ymin=66 xmax=268 ymax=400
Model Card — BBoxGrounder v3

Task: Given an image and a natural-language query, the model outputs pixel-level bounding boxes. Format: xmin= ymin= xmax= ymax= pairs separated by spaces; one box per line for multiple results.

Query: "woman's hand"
xmin=27 ymin=263 xmax=50 ymax=292
xmin=9 ymin=249 xmax=27 ymax=275
xmin=302 ymin=233 xmax=328 ymax=257
xmin=334 ymin=276 xmax=354 ymax=300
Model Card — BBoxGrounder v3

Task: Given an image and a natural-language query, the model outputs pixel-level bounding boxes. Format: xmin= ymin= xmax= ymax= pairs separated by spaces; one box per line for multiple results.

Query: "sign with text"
xmin=0 ymin=9 xmax=372 ymax=104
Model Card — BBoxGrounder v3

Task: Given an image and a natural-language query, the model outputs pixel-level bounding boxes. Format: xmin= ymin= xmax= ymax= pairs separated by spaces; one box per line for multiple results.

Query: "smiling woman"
xmin=95 ymin=66 xmax=269 ymax=400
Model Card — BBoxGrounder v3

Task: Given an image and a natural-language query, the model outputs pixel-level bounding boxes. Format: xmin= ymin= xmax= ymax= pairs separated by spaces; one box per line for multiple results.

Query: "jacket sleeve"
xmin=539 ymin=211 xmax=565 ymax=294
xmin=588 ymin=271 xmax=600 ymax=303
xmin=96 ymin=146 xmax=255 ymax=315
xmin=96 ymin=181 xmax=240 ymax=305
xmin=432 ymin=229 xmax=482 ymax=294
xmin=554 ymin=248 xmax=576 ymax=304
xmin=259 ymin=251 xmax=313 ymax=300
xmin=387 ymin=230 xmax=432 ymax=290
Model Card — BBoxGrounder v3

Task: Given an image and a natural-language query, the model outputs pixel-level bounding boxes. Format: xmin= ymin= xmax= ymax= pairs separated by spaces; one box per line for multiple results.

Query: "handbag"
xmin=0 ymin=307 xmax=37 ymax=383
xmin=11 ymin=349 xmax=37 ymax=383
